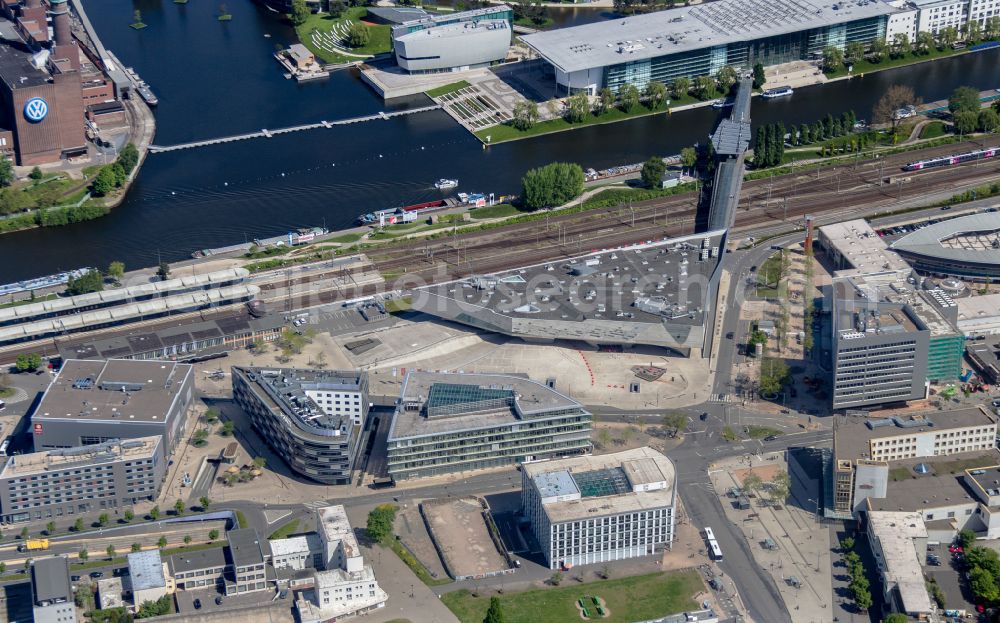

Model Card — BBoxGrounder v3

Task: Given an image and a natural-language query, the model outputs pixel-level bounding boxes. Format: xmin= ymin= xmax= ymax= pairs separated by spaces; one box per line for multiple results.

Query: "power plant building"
xmin=391 ymin=5 xmax=512 ymax=73
xmin=31 ymin=359 xmax=194 ymax=452
xmin=521 ymin=447 xmax=676 ymax=569
xmin=521 ymin=0 xmax=900 ymax=94
xmin=386 ymin=371 xmax=592 ymax=480
xmin=231 ymin=367 xmax=368 ymax=485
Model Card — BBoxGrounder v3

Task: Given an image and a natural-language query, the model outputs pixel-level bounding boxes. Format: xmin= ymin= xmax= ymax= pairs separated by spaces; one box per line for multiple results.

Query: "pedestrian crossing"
xmin=709 ymin=393 xmax=736 ymax=403
xmin=303 ymin=499 xmax=329 ymax=510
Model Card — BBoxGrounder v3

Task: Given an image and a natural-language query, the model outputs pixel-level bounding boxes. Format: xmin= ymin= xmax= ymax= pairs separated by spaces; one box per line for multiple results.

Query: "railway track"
xmin=3 ymin=138 xmax=999 ymax=364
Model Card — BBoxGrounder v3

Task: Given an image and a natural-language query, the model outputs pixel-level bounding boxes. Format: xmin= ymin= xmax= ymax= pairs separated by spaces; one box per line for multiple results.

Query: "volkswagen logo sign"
xmin=23 ymin=97 xmax=48 ymax=123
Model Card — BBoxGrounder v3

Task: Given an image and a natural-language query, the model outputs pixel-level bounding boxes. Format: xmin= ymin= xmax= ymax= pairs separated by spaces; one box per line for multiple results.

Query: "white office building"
xmin=522 ymin=447 xmax=676 ymax=569
xmin=866 ymin=511 xmax=933 ymax=619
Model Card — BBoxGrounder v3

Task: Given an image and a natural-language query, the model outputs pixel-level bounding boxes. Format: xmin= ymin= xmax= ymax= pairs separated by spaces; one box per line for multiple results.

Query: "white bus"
xmin=704 ymin=527 xmax=723 ymax=561
xmin=0 ymin=436 xmax=11 ymax=457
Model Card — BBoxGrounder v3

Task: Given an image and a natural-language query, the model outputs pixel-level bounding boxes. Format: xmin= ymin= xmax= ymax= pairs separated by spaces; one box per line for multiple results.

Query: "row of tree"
xmin=950 ymin=85 xmax=1000 ymax=134
xmin=521 ymin=162 xmax=584 ymax=210
xmin=92 ymin=143 xmax=140 ymax=197
xmin=840 ymin=537 xmax=874 ymax=611
xmin=752 ymin=123 xmax=786 ymax=168
xmin=822 ymin=18 xmax=1000 ymax=72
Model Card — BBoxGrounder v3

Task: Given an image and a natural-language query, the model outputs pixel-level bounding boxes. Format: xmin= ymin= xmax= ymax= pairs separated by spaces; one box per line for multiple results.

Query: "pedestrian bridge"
xmin=147 ymin=105 xmax=442 ymax=153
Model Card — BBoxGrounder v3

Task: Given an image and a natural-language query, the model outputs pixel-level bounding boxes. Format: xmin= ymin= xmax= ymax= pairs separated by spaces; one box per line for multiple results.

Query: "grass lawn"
xmin=515 ymin=16 xmax=553 ymax=28
xmin=920 ymin=121 xmax=949 ymax=139
xmin=268 ymin=519 xmax=300 ymax=540
xmin=746 ymin=425 xmax=781 ymax=439
xmin=824 ymin=46 xmax=967 ymax=79
xmin=889 ymin=467 xmax=913 ymax=482
xmin=295 ymin=8 xmax=391 ymax=64
xmin=756 ymin=254 xmax=783 ymax=294
xmin=470 ymin=203 xmax=526 ymax=219
xmin=475 ymin=97 xmax=714 ymax=144
xmin=329 ymin=232 xmax=364 ymax=243
xmin=386 ymin=539 xmax=451 ymax=586
xmin=931 ymin=455 xmax=999 ymax=475
xmin=0 ymin=293 xmax=58 ymax=309
xmin=442 ymin=571 xmax=701 ymax=623
xmin=426 ymin=80 xmax=471 ymax=98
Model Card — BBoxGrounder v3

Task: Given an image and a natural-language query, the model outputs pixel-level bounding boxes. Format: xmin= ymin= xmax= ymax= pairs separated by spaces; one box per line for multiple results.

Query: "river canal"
xmin=0 ymin=0 xmax=999 ymax=280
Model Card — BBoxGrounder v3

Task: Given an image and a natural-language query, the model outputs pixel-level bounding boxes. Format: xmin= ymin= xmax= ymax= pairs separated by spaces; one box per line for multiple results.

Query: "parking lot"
xmin=175 ymin=585 xmax=293 ymax=620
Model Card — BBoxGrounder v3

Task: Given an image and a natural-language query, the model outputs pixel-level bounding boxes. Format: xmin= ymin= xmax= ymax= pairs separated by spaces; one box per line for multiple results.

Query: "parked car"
xmin=215 ymin=596 xmax=224 ymax=605
xmin=726 ymin=332 xmax=735 ymax=339
xmin=193 ymin=599 xmax=202 ymax=610
xmin=764 ymin=435 xmax=779 ymax=442
xmin=70 ymin=575 xmax=81 ymax=582
xmin=89 ymin=571 xmax=103 ymax=579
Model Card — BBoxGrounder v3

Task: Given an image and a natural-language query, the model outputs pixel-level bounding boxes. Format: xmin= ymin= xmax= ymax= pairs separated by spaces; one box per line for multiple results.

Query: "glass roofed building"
xmin=386 ymin=372 xmax=592 ymax=480
xmin=521 ymin=447 xmax=677 ymax=569
xmin=521 ymin=0 xmax=902 ymax=95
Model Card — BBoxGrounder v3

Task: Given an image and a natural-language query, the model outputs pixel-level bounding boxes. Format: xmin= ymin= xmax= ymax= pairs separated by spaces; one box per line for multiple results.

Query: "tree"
xmin=107 ymin=261 xmax=125 ymax=284
xmin=220 ymin=420 xmax=235 ymax=436
xmin=45 ymin=521 xmax=56 ymax=536
xmin=597 ymin=87 xmax=615 ymax=114
xmin=15 ymin=352 xmax=42 ymax=372
xmin=853 ymin=585 xmax=873 ymax=611
xmin=0 ymin=562 xmax=6 ymax=574
xmin=939 ymin=26 xmax=959 ymax=49
xmin=174 ymin=499 xmax=185 ymax=515
xmin=964 ymin=19 xmax=983 ymax=44
xmin=640 ymin=156 xmax=667 ymax=189
xmin=92 ymin=166 xmax=118 ymax=196
xmin=678 ymin=147 xmax=698 ymax=175
xmin=753 ymin=125 xmax=768 ymax=167
xmin=752 ymin=62 xmax=765 ymax=89
xmin=156 ymin=261 xmax=170 ymax=281
xmin=347 ymin=22 xmax=370 ymax=48
xmin=845 ymin=41 xmax=866 ymax=64
xmin=521 ymin=162 xmax=584 ymax=210
xmin=565 ymin=92 xmax=590 ymax=122
xmin=199 ymin=496 xmax=211 ymax=511
xmin=741 ymin=472 xmax=763 ymax=495
xmin=840 ymin=536 xmax=855 ymax=551
xmin=289 ymin=0 xmax=310 ymax=26
xmin=644 ymin=80 xmax=668 ymax=109
xmin=366 ymin=504 xmax=398 ymax=543
xmin=884 ymin=614 xmax=909 ymax=623
xmin=618 ymin=84 xmax=640 ymax=112
xmin=511 ymin=100 xmax=538 ymax=131
xmin=759 ymin=356 xmax=790 ymax=395
xmin=891 ymin=33 xmax=910 ymax=58
xmin=98 ymin=513 xmax=110 ymax=527
xmin=124 ymin=509 xmax=134 ymax=523
xmin=873 ymin=84 xmax=915 ymax=133
xmin=118 ymin=143 xmax=139 ymax=174
xmin=595 ymin=428 xmax=611 ymax=448
xmin=979 ymin=108 xmax=1000 ymax=133
xmin=149 ymin=506 xmax=161 ymax=521
xmin=203 ymin=408 xmax=220 ymax=424
xmin=252 ymin=456 xmax=267 ymax=469
xmin=969 ymin=566 xmax=1000 ymax=602
xmin=661 ymin=412 xmax=687 ymax=434
xmin=131 ymin=542 xmax=142 ymax=552
xmin=29 ymin=166 xmax=43 ymax=181
xmin=716 ymin=66 xmax=737 ymax=93
xmin=157 ymin=536 xmax=167 ymax=548
xmin=822 ymin=46 xmax=844 ymax=72
xmin=183 ymin=535 xmax=192 ymax=545
xmin=957 ymin=528 xmax=977 ymax=549
xmin=549 ymin=571 xmax=563 ymax=585
xmin=484 ymin=596 xmax=506 ymax=623
xmin=870 ymin=37 xmax=889 ymax=62
xmin=671 ymin=77 xmax=690 ymax=100
xmin=0 ymin=156 xmax=13 ymax=187
xmin=66 ymin=269 xmax=104 ymax=295
xmin=192 ymin=428 xmax=209 ymax=447
xmin=209 ymin=529 xmax=220 ymax=541
xmin=767 ymin=470 xmax=790 ymax=505
xmin=954 ymin=110 xmax=979 ymax=135
xmin=137 ymin=595 xmax=172 ymax=619
xmin=79 ymin=548 xmax=88 ymax=562
xmin=73 ymin=518 xmax=84 ymax=532
xmin=106 ymin=544 xmax=116 ymax=559
xmin=915 ymin=31 xmax=934 ymax=54
xmin=692 ymin=75 xmax=714 ymax=100
xmin=987 ymin=16 xmax=1000 ymax=40
xmin=950 ymin=85 xmax=981 ymax=115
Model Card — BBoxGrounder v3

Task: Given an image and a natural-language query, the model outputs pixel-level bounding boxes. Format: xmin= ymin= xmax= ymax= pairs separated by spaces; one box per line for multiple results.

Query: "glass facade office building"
xmin=605 ymin=15 xmax=886 ymax=91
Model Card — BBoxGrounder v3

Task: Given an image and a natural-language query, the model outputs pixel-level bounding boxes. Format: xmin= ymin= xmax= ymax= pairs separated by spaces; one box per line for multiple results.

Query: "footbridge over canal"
xmin=147 ymin=105 xmax=442 ymax=153
xmin=703 ymin=77 xmax=753 ymax=233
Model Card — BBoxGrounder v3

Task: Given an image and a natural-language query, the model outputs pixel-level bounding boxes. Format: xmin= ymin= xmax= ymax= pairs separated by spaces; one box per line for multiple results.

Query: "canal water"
xmin=1 ymin=0 xmax=1000 ymax=280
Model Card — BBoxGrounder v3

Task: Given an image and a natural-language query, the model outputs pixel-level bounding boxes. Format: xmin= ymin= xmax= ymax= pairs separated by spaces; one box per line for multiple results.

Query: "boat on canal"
xmin=434 ymin=178 xmax=458 ymax=190
xmin=761 ymin=86 xmax=794 ymax=99
xmin=712 ymin=98 xmax=734 ymax=109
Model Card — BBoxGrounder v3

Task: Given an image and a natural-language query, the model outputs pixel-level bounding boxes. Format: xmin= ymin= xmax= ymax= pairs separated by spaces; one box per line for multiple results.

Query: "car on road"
xmin=193 ymin=599 xmax=202 ymax=610
xmin=700 ymin=412 xmax=709 ymax=421
xmin=941 ymin=205 xmax=952 ymax=210
xmin=750 ymin=265 xmax=757 ymax=272
xmin=215 ymin=596 xmax=224 ymax=605
xmin=89 ymin=571 xmax=103 ymax=579
xmin=764 ymin=435 xmax=779 ymax=442
xmin=726 ymin=332 xmax=734 ymax=339
xmin=70 ymin=575 xmax=81 ymax=582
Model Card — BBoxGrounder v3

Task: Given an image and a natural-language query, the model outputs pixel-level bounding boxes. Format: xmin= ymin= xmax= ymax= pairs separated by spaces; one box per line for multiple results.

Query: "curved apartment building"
xmin=232 ymin=367 xmax=369 ymax=485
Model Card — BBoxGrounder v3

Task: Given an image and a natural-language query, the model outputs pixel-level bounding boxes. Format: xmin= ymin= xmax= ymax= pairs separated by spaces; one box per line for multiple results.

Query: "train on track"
xmin=903 ymin=146 xmax=999 ymax=171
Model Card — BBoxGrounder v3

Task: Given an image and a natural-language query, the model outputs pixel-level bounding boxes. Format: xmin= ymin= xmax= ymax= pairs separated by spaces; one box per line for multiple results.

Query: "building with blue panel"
xmin=521 ymin=0 xmax=901 ymax=94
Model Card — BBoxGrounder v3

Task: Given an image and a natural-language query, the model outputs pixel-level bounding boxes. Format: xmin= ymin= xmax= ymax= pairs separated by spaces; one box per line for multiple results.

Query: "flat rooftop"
xmin=31 ymin=556 xmax=70 ymax=604
xmin=127 ymin=550 xmax=165 ymax=591
xmin=524 ymin=447 xmax=676 ymax=523
xmin=227 ymin=529 xmax=266 ymax=568
xmin=35 ymin=359 xmax=192 ymax=423
xmin=957 ymin=293 xmax=1000 ymax=331
xmin=170 ymin=547 xmax=228 ymax=575
xmin=388 ymin=371 xmax=585 ymax=441
xmin=367 ymin=6 xmax=429 ymax=24
xmin=864 ymin=451 xmax=1000 ymax=513
xmin=413 ymin=233 xmax=725 ymax=350
xmin=832 ymin=275 xmax=958 ymax=338
xmin=964 ymin=465 xmax=1000 ymax=498
xmin=867 ymin=511 xmax=933 ymax=615
xmin=316 ymin=505 xmax=358 ymax=559
xmin=422 ymin=497 xmax=507 ymax=579
xmin=234 ymin=367 xmax=362 ymax=436
xmin=521 ymin=0 xmax=898 ymax=73
xmin=835 ymin=407 xmax=996 ymax=462
xmin=397 ymin=19 xmax=507 ymax=42
xmin=819 ymin=219 xmax=913 ymax=278
xmin=0 ymin=436 xmax=160 ymax=478
xmin=0 ymin=21 xmax=50 ymax=89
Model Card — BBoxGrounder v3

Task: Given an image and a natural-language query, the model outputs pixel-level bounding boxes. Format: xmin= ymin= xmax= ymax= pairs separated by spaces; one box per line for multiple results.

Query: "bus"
xmin=370 ymin=476 xmax=395 ymax=489
xmin=0 ymin=436 xmax=11 ymax=457
xmin=704 ymin=527 xmax=723 ymax=561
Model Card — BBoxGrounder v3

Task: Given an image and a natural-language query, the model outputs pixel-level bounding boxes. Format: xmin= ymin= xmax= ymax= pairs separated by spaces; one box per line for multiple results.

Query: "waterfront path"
xmin=147 ymin=105 xmax=442 ymax=153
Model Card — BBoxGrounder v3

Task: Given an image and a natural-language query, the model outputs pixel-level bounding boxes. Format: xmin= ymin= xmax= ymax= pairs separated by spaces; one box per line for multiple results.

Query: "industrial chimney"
xmin=49 ymin=0 xmax=72 ymax=49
